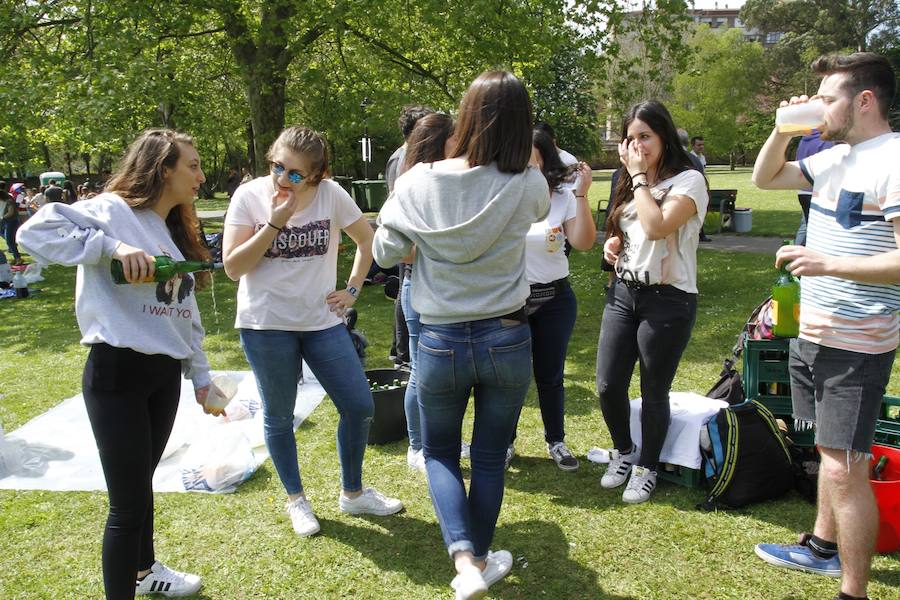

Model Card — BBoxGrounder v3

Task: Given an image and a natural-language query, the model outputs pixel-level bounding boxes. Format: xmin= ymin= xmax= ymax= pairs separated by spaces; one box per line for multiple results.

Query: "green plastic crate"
xmin=658 ymin=464 xmax=704 ymax=488
xmin=874 ymin=396 xmax=900 ymax=449
xmin=743 ymin=337 xmax=791 ymax=400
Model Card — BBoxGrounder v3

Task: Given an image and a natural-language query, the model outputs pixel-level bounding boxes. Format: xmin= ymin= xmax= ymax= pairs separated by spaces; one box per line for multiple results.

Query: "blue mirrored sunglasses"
xmin=271 ymin=163 xmax=304 ymax=184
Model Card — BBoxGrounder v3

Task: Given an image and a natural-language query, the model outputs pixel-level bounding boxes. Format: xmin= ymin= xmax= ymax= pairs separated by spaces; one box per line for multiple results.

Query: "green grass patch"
xmin=1 ymin=171 xmax=898 ymax=598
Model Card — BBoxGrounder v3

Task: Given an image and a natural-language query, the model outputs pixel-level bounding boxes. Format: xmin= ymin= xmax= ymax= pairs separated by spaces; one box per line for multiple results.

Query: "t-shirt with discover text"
xmin=226 ymin=176 xmax=363 ymax=331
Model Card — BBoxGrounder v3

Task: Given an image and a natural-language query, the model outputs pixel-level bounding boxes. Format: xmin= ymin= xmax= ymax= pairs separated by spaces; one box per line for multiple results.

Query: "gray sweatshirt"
xmin=16 ymin=194 xmax=211 ymax=387
xmin=373 ymin=162 xmax=550 ymax=324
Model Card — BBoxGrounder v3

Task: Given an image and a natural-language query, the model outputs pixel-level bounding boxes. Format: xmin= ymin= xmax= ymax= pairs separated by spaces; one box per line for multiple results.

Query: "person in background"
xmin=794 ymin=129 xmax=835 ymax=245
xmin=63 ymin=180 xmax=78 ymax=204
xmin=679 ymin=130 xmax=712 ymax=242
xmin=31 ymin=185 xmax=47 ymax=211
xmin=222 ymin=125 xmax=403 ymax=539
xmin=1 ymin=189 xmax=23 ymax=266
xmin=598 ymin=100 xmax=708 ymax=504
xmin=690 ymin=136 xmax=707 ymax=170
xmin=225 ymin=168 xmax=241 ymax=199
xmin=17 ymin=129 xmax=222 ymax=599
xmin=44 ymin=180 xmax=63 ymax=203
xmin=751 ymin=51 xmax=899 ymax=600
xmin=374 ymin=70 xmax=550 ymax=599
xmin=507 ymin=128 xmax=596 ymax=471
xmin=393 ymin=112 xmax=456 ymax=473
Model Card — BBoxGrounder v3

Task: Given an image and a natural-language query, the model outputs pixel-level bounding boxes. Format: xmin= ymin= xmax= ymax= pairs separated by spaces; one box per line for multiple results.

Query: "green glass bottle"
xmin=772 ymin=240 xmax=800 ymax=338
xmin=110 ymin=255 xmax=218 ymax=284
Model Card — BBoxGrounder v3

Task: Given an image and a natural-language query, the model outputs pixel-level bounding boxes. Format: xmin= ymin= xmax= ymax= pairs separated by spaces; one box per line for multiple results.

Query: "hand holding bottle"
xmin=111 ymin=241 xmax=156 ymax=283
xmin=194 ymin=383 xmax=227 ymax=417
xmin=775 ymin=244 xmax=831 ymax=277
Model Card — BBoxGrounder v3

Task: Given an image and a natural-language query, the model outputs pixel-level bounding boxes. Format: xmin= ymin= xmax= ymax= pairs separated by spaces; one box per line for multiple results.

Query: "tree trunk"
xmin=41 ymin=143 xmax=52 ymax=169
xmin=247 ymin=72 xmax=287 ymax=175
xmin=82 ymin=153 xmax=92 ymax=183
xmin=246 ymin=120 xmax=256 ymax=176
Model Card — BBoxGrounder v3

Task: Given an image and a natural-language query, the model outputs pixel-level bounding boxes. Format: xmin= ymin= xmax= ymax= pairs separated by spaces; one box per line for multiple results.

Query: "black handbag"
xmin=706 ymin=331 xmax=745 ymax=405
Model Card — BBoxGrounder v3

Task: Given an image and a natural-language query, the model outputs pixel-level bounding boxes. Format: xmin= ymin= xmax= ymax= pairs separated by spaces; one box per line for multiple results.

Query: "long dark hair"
xmin=401 ymin=113 xmax=454 ymax=174
xmin=450 ymin=70 xmax=533 ymax=173
xmin=608 ymin=101 xmax=697 ymax=241
xmin=106 ymin=129 xmax=211 ymax=289
xmin=532 ymin=128 xmax=577 ymax=193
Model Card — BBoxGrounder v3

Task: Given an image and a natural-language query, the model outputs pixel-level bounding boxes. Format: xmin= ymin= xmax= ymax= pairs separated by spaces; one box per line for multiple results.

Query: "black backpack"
xmin=699 ymin=399 xmax=795 ymax=510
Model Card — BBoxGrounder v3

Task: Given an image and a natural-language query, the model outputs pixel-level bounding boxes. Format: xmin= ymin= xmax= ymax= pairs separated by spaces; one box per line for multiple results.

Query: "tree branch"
xmin=158 ymin=27 xmax=226 ymax=42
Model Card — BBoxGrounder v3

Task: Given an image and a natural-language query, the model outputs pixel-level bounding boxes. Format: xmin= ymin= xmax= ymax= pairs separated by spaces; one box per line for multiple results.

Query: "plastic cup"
xmin=206 ymin=375 xmax=239 ymax=411
xmin=775 ymin=100 xmax=825 ymax=135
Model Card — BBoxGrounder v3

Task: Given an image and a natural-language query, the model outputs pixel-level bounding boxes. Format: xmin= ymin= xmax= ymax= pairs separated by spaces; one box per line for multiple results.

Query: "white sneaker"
xmin=453 ymin=566 xmax=488 ymax=600
xmin=285 ymin=497 xmax=320 ymax=536
xmin=135 ymin=561 xmax=201 ymax=597
xmin=406 ymin=446 xmax=426 ymax=473
xmin=339 ymin=487 xmax=404 ymax=516
xmin=548 ymin=441 xmax=579 ymax=471
xmin=461 ymin=441 xmax=471 ymax=459
xmin=451 ymin=550 xmax=514 ymax=595
xmin=504 ymin=445 xmax=515 ymax=470
xmin=600 ymin=447 xmax=637 ymax=489
xmin=622 ymin=465 xmax=657 ymax=504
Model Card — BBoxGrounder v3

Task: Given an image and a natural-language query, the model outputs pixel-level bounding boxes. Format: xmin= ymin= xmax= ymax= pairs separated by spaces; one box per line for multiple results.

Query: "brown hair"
xmin=608 ymin=101 xmax=703 ymax=242
xmin=266 ymin=126 xmax=330 ymax=185
xmin=812 ymin=52 xmax=896 ymax=120
xmin=450 ymin=71 xmax=533 ymax=173
xmin=106 ymin=129 xmax=211 ymax=289
xmin=401 ymin=113 xmax=454 ymax=174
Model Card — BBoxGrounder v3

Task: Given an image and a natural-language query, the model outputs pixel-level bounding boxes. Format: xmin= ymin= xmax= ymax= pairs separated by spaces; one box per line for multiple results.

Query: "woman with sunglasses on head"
xmin=394 ymin=112 xmax=456 ymax=473
xmin=17 ymin=129 xmax=220 ymax=599
xmin=374 ymin=71 xmax=550 ymax=599
xmin=597 ymin=100 xmax=708 ymax=504
xmin=222 ymin=126 xmax=403 ymax=538
xmin=505 ymin=129 xmax=596 ymax=472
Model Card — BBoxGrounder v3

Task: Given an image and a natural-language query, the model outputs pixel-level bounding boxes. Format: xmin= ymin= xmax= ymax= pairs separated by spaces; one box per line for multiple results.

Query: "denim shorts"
xmin=789 ymin=337 xmax=895 ymax=452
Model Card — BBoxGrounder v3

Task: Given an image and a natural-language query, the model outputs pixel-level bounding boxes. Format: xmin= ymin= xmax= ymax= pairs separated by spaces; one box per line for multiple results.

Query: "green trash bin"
xmin=331 ymin=175 xmax=353 ymax=195
xmin=352 ymin=180 xmax=389 ymax=212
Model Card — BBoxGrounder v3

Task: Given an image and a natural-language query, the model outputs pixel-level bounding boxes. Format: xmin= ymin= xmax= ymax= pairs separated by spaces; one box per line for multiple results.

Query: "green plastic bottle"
xmin=772 ymin=240 xmax=800 ymax=338
xmin=110 ymin=256 xmax=218 ymax=284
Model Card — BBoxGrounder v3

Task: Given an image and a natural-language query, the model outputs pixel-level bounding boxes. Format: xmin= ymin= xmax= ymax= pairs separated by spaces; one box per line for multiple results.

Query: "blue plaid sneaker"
xmin=754 ymin=543 xmax=841 ymax=577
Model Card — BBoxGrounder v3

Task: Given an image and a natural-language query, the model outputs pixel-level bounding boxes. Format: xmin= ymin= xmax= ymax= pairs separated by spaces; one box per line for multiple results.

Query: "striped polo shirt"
xmin=799 ymin=132 xmax=900 ymax=354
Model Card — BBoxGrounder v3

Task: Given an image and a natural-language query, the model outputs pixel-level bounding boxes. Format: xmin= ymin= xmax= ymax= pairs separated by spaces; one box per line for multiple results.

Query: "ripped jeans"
xmin=240 ymin=325 xmax=374 ymax=494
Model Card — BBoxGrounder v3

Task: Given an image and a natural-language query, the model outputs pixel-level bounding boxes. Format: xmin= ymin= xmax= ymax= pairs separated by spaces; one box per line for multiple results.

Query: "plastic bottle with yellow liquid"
xmin=772 ymin=240 xmax=800 ymax=337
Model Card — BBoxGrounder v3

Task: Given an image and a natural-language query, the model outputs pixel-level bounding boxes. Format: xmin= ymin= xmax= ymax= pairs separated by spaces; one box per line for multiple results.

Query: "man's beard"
xmin=820 ymin=104 xmax=854 ymax=142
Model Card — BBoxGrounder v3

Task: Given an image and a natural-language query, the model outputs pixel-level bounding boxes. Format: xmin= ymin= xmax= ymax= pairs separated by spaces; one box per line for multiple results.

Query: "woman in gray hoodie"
xmin=374 ymin=70 xmax=550 ymax=600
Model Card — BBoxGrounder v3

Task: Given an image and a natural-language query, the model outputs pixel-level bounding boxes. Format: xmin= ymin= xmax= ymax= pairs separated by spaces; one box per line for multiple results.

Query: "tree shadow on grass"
xmin=325 ymin=513 xmax=633 ymax=599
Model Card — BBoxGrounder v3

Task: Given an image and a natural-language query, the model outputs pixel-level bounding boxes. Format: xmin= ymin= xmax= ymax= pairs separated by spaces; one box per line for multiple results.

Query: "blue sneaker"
xmin=754 ymin=543 xmax=841 ymax=578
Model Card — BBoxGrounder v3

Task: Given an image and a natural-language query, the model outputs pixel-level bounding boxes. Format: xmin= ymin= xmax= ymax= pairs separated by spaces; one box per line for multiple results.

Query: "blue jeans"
xmin=240 ymin=325 xmax=374 ymax=495
xmin=417 ymin=318 xmax=532 ymax=559
xmin=400 ymin=274 xmax=422 ymax=450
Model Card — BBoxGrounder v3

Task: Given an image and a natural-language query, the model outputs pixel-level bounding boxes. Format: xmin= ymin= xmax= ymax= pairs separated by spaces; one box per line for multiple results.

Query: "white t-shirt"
xmin=225 ymin=176 xmax=363 ymax=331
xmin=614 ymin=169 xmax=708 ymax=293
xmin=525 ymin=188 xmax=577 ymax=284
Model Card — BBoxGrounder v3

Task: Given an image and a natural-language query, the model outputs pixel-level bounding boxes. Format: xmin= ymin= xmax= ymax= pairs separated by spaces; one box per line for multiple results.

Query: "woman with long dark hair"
xmin=395 ymin=112 xmax=456 ymax=473
xmin=374 ymin=71 xmax=550 ymax=599
xmin=17 ymin=129 xmax=220 ymax=598
xmin=506 ymin=128 xmax=595 ymax=471
xmin=597 ymin=100 xmax=708 ymax=504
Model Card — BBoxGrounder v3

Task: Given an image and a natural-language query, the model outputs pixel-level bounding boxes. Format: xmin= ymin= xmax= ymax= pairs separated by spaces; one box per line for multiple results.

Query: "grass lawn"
xmin=1 ymin=169 xmax=898 ymax=599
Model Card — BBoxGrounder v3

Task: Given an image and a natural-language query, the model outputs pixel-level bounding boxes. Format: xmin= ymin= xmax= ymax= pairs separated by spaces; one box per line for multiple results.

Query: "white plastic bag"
xmin=0 ymin=422 xmax=74 ymax=479
xmin=179 ymin=429 xmax=257 ymax=493
xmin=23 ymin=263 xmax=44 ymax=284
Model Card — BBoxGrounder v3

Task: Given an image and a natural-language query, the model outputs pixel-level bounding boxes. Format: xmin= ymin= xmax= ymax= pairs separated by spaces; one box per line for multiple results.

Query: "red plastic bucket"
xmin=870 ymin=445 xmax=900 ymax=553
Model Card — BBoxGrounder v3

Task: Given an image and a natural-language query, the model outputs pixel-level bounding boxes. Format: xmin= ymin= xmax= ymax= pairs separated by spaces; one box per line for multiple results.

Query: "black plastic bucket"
xmin=365 ymin=368 xmax=409 ymax=445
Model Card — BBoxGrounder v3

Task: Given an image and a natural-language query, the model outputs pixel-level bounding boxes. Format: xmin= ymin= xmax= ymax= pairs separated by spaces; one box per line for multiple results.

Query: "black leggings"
xmin=595 ymin=281 xmax=697 ymax=469
xmin=83 ymin=343 xmax=181 ymax=600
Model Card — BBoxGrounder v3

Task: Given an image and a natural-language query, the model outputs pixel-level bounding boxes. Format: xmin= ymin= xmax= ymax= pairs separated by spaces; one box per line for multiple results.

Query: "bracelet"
xmin=575 ymin=194 xmax=587 ymax=199
xmin=267 ymin=221 xmax=283 ymax=232
xmin=347 ymin=285 xmax=359 ymax=298
xmin=631 ymin=171 xmax=647 ymax=178
xmin=632 ymin=181 xmax=650 ymax=193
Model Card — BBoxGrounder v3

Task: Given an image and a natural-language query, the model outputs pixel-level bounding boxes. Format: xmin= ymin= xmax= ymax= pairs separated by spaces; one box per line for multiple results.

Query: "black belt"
xmin=530 ymin=277 xmax=568 ymax=296
xmin=616 ymin=277 xmax=650 ymax=290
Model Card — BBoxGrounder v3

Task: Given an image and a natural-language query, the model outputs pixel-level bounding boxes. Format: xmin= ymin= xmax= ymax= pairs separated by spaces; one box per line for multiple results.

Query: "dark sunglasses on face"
xmin=271 ymin=163 xmax=305 ymax=184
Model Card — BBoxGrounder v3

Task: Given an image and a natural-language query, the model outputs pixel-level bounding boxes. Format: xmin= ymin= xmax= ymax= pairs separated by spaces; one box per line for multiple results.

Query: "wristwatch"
xmin=347 ymin=285 xmax=359 ymax=298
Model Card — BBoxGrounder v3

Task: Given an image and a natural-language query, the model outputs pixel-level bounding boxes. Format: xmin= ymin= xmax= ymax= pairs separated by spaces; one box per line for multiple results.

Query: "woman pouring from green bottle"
xmin=17 ymin=128 xmax=221 ymax=599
